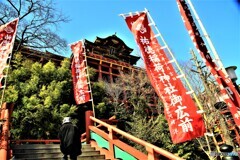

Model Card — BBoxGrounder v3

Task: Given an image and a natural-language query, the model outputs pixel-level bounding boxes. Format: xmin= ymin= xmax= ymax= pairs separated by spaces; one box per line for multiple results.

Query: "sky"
xmin=55 ymin=0 xmax=240 ymax=84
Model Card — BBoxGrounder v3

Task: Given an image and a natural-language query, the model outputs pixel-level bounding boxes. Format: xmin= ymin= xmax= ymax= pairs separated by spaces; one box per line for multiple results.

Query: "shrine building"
xmin=83 ymin=34 xmax=141 ymax=82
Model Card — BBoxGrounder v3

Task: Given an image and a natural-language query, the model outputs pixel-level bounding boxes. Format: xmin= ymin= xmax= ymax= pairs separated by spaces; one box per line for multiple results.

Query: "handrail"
xmin=9 ymin=115 xmax=117 ymax=146
xmin=87 ymin=111 xmax=184 ymax=160
xmin=11 ymin=139 xmax=60 ymax=144
xmin=8 ymin=111 xmax=183 ymax=160
xmin=10 ymin=116 xmax=117 ymax=144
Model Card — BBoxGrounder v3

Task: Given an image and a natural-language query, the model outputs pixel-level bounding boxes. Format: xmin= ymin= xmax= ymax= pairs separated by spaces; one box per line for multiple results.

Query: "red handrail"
xmin=9 ymin=116 xmax=117 ymax=145
xmin=6 ymin=110 xmax=183 ymax=160
xmin=11 ymin=139 xmax=60 ymax=144
xmin=85 ymin=110 xmax=184 ymax=160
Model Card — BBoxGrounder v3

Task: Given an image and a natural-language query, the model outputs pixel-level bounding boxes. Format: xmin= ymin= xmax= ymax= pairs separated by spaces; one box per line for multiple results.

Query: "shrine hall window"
xmin=102 ymin=74 xmax=110 ymax=82
xmin=101 ymin=66 xmax=109 ymax=72
xmin=91 ymin=72 xmax=98 ymax=82
xmin=112 ymin=68 xmax=119 ymax=75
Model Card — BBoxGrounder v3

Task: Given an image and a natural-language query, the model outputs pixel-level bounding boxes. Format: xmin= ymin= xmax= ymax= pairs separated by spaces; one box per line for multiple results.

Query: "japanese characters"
xmin=71 ymin=41 xmax=90 ymax=104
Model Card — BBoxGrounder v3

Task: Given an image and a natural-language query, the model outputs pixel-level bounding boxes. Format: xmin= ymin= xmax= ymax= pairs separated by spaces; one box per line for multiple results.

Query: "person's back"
xmin=58 ymin=117 xmax=82 ymax=160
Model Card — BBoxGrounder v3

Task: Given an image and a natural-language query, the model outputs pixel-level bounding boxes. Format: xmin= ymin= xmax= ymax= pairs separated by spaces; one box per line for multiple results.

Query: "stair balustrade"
xmin=1 ymin=105 xmax=184 ymax=160
xmin=85 ymin=110 xmax=183 ymax=160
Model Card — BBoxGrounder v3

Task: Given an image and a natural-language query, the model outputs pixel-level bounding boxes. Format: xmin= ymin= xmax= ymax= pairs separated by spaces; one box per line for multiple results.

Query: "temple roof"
xmin=17 ymin=46 xmax=65 ymax=66
xmin=84 ymin=34 xmax=140 ymax=65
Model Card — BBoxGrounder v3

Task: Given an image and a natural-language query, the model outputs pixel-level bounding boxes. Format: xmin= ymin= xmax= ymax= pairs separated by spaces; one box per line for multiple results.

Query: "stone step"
xmin=12 ymin=144 xmax=92 ymax=149
xmin=13 ymin=151 xmax=105 ymax=158
xmin=12 ymin=146 xmax=95 ymax=154
xmin=13 ymin=157 xmax=107 ymax=160
xmin=13 ymin=148 xmax=61 ymax=154
xmin=13 ymin=152 xmax=61 ymax=159
xmin=11 ymin=144 xmax=59 ymax=149
xmin=12 ymin=156 xmax=107 ymax=160
xmin=11 ymin=144 xmax=107 ymax=160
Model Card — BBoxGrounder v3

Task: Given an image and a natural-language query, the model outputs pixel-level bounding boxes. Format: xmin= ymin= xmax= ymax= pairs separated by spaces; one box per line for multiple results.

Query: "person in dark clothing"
xmin=58 ymin=117 xmax=82 ymax=160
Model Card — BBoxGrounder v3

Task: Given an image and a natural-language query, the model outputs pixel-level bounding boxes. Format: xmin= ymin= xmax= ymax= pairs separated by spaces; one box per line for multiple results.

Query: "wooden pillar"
xmin=98 ymin=60 xmax=102 ymax=80
xmin=85 ymin=110 xmax=94 ymax=144
xmin=7 ymin=103 xmax=14 ymax=160
xmin=146 ymin=146 xmax=158 ymax=160
xmin=108 ymin=128 xmax=116 ymax=159
xmin=0 ymin=103 xmax=9 ymax=160
xmin=109 ymin=70 xmax=113 ymax=83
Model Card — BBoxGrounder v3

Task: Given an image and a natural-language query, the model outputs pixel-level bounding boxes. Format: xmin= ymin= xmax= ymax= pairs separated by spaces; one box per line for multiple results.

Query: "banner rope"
xmin=186 ymin=0 xmax=228 ymax=76
xmin=82 ymin=39 xmax=96 ymax=118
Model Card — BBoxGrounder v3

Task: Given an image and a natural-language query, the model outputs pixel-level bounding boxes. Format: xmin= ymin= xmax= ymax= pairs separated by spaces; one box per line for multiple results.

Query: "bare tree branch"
xmin=0 ymin=0 xmax=69 ymax=54
xmin=7 ymin=0 xmax=19 ymax=15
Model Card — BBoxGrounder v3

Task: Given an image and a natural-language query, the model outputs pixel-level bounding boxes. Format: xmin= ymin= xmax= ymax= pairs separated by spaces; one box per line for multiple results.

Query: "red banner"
xmin=70 ymin=41 xmax=90 ymax=104
xmin=177 ymin=0 xmax=240 ymax=128
xmin=0 ymin=18 xmax=19 ymax=88
xmin=124 ymin=12 xmax=206 ymax=143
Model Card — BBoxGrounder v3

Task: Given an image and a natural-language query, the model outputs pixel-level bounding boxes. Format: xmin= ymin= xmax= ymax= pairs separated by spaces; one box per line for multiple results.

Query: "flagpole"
xmin=82 ymin=40 xmax=95 ymax=118
xmin=186 ymin=0 xmax=227 ymax=76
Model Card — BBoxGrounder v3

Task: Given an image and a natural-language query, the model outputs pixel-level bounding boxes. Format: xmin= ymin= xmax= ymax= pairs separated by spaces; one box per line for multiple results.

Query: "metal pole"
xmin=186 ymin=0 xmax=228 ymax=76
xmin=82 ymin=40 xmax=96 ymax=118
xmin=0 ymin=103 xmax=9 ymax=160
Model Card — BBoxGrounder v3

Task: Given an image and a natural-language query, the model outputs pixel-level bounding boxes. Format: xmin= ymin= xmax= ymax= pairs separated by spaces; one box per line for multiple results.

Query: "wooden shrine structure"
xmin=83 ymin=34 xmax=140 ymax=82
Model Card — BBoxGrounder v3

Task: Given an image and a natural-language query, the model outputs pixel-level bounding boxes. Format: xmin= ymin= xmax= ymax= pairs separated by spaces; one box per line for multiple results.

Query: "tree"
xmin=3 ymin=53 xmax=76 ymax=139
xmin=0 ymin=0 xmax=69 ymax=53
xmin=92 ymin=80 xmax=114 ymax=119
xmin=179 ymin=50 xmax=237 ymax=159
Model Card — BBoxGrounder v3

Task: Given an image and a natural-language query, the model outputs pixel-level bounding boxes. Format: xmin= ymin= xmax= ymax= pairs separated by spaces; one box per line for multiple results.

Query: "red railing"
xmin=7 ymin=113 xmax=118 ymax=159
xmin=85 ymin=110 xmax=184 ymax=160
xmin=11 ymin=139 xmax=60 ymax=144
xmin=1 ymin=106 xmax=183 ymax=160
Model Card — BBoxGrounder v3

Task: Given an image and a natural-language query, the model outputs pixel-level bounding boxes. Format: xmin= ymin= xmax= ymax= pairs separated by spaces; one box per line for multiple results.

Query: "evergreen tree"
xmin=3 ymin=53 xmax=76 ymax=139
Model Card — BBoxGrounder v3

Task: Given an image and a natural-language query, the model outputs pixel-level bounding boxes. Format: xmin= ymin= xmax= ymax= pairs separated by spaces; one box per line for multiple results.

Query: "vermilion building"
xmin=83 ymin=34 xmax=140 ymax=82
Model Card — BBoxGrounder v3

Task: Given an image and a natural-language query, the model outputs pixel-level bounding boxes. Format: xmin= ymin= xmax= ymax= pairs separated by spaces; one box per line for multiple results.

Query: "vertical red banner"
xmin=124 ymin=12 xmax=206 ymax=143
xmin=70 ymin=41 xmax=90 ymax=105
xmin=0 ymin=18 xmax=19 ymax=88
xmin=177 ymin=0 xmax=240 ymax=128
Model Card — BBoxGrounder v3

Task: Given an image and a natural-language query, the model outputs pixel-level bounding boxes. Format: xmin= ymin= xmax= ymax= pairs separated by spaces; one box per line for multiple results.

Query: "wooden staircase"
xmin=11 ymin=144 xmax=107 ymax=160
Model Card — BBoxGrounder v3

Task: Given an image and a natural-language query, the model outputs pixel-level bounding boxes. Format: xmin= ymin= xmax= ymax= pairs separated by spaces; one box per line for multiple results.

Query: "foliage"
xmin=91 ymin=81 xmax=114 ymax=119
xmin=84 ymin=67 xmax=114 ymax=119
xmin=0 ymin=0 xmax=69 ymax=53
xmin=182 ymin=50 xmax=237 ymax=157
xmin=4 ymin=53 xmax=76 ymax=139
